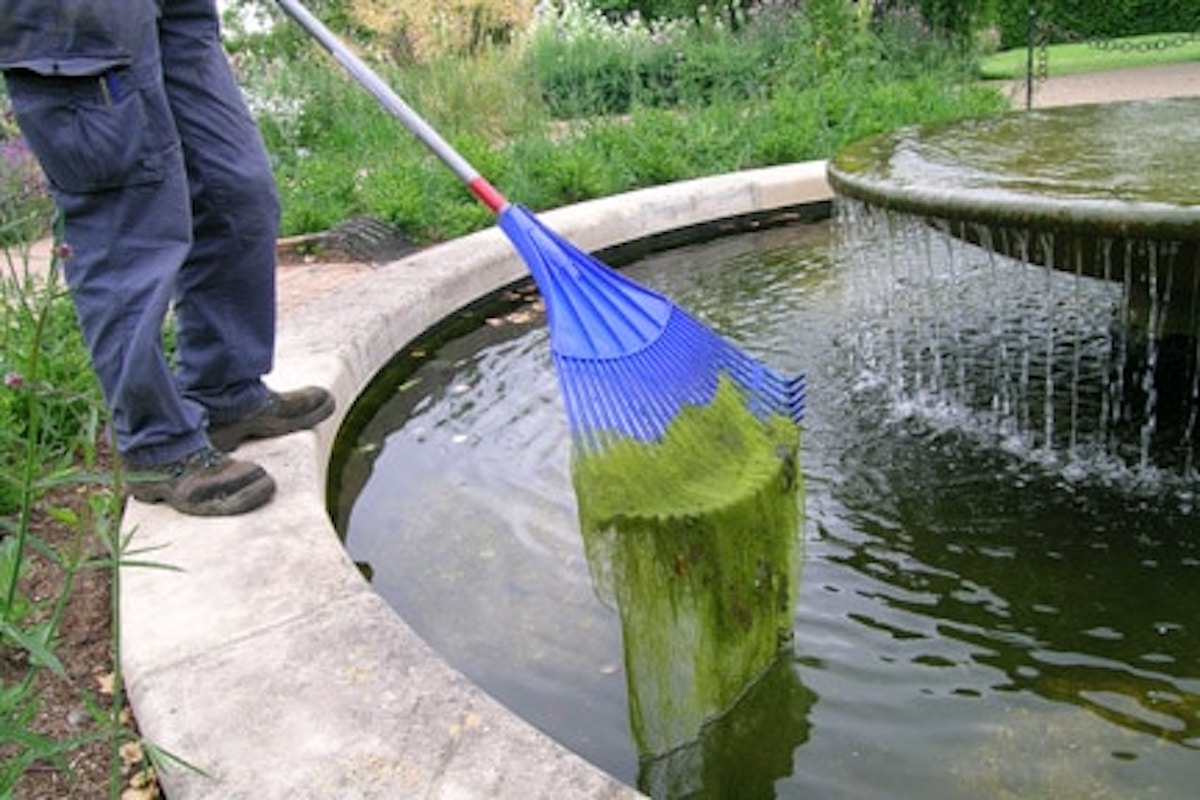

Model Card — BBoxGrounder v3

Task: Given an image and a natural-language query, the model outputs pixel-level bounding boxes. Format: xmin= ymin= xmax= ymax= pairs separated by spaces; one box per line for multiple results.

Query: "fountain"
xmin=827 ymin=97 xmax=1200 ymax=477
xmin=340 ymin=214 xmax=1200 ymax=798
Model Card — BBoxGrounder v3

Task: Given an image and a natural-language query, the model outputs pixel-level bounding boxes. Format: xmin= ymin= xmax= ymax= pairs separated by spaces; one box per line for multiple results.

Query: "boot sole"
xmin=131 ymin=472 xmax=277 ymax=516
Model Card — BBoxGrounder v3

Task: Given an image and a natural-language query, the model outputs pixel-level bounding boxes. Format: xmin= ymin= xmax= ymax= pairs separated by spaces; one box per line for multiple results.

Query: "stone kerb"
xmin=119 ymin=161 xmax=832 ymax=799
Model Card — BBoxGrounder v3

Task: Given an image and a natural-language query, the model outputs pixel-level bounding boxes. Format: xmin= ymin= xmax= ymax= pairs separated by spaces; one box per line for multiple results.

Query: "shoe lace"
xmin=169 ymin=447 xmax=225 ymax=477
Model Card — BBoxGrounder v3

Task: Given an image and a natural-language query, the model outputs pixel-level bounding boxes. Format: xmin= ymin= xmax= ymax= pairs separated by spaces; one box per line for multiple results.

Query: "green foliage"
xmin=1 ymin=240 xmax=101 ymax=518
xmin=492 ymin=41 xmax=1003 ymax=204
xmin=241 ymin=0 xmax=1007 ymax=238
xmin=871 ymin=4 xmax=982 ymax=77
xmin=991 ymin=0 xmax=1200 ymax=48
xmin=523 ymin=1 xmax=690 ymax=117
xmin=904 ymin=0 xmax=988 ymax=44
xmin=222 ymin=0 xmax=367 ymax=59
xmin=524 ymin=0 xmax=982 ymax=120
xmin=1 ymin=682 xmax=94 ymax=795
xmin=247 ymin=30 xmax=546 ymax=240
xmin=356 ymin=138 xmax=497 ymax=241
xmin=0 ymin=228 xmax=132 ymax=795
xmin=588 ymin=0 xmax=776 ymax=25
xmin=0 ymin=134 xmax=53 ymax=248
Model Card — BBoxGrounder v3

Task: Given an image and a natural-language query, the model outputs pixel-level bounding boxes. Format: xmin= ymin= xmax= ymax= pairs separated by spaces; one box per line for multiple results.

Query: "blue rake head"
xmin=498 ymin=206 xmax=805 ymax=451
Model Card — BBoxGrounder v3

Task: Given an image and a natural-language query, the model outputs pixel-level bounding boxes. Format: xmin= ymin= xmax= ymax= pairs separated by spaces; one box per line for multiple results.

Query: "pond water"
xmin=337 ymin=214 xmax=1199 ymax=798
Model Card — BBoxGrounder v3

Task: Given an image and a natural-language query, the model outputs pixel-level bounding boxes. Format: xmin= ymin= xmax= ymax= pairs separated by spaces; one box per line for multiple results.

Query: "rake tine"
xmin=592 ymin=357 xmax=673 ymax=440
xmin=566 ymin=360 xmax=656 ymax=443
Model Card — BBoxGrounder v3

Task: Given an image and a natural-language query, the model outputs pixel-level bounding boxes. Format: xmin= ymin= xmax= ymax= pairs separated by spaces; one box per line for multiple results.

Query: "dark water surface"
xmin=339 ymin=217 xmax=1199 ymax=798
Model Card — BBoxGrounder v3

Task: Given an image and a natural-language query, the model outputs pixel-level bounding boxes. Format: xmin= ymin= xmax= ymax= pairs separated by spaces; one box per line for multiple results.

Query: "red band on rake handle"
xmin=469 ymin=178 xmax=509 ymax=214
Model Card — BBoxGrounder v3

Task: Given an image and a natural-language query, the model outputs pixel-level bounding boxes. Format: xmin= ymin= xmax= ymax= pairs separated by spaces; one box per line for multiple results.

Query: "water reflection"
xmin=639 ymin=656 xmax=815 ymax=800
xmin=832 ymin=424 xmax=1200 ymax=746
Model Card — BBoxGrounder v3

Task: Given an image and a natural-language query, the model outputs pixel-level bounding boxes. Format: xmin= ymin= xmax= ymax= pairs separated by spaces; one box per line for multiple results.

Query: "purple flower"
xmin=54 ymin=241 xmax=74 ymax=261
xmin=1 ymin=135 xmax=31 ymax=164
xmin=4 ymin=371 xmax=25 ymax=389
xmin=1 ymin=134 xmax=48 ymax=201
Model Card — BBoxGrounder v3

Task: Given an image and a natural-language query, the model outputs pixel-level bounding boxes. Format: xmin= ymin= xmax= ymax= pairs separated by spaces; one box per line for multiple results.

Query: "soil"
xmin=1 ymin=447 xmax=159 ymax=800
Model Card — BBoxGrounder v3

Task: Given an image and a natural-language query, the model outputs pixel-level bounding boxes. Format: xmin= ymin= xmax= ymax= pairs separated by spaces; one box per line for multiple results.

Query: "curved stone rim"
xmin=827 ymin=98 xmax=1200 ymax=242
xmin=118 ymin=162 xmax=833 ymax=799
xmin=827 ymin=163 xmax=1200 ymax=241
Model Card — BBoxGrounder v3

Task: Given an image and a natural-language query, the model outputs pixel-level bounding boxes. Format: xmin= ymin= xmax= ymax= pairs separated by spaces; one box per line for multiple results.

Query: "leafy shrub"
xmin=523 ymin=0 xmax=690 ymax=116
xmin=344 ymin=0 xmax=535 ymax=61
xmin=992 ymin=0 xmax=1200 ymax=48
xmin=229 ymin=0 xmax=1007 ymax=238
xmin=871 ymin=4 xmax=980 ymax=79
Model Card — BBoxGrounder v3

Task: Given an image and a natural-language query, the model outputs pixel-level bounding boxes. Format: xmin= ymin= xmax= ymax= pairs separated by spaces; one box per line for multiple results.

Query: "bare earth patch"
xmin=2 ymin=467 xmax=160 ymax=800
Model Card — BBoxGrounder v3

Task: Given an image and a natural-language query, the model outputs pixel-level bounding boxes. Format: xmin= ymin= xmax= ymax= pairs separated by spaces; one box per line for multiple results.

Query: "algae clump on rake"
xmin=572 ymin=376 xmax=804 ymax=757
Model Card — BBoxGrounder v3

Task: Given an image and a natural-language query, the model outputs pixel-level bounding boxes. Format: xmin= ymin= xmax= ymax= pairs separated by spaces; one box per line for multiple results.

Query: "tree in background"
xmin=991 ymin=0 xmax=1199 ymax=48
xmin=861 ymin=0 xmax=993 ymax=46
xmin=584 ymin=0 xmax=803 ymax=28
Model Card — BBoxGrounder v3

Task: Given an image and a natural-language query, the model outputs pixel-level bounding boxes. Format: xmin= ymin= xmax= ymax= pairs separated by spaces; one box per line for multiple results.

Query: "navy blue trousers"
xmin=4 ymin=0 xmax=277 ymax=467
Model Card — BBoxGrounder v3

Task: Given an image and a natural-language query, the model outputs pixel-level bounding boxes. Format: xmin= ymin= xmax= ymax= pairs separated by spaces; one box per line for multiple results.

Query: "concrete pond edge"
xmin=120 ymin=161 xmax=833 ymax=799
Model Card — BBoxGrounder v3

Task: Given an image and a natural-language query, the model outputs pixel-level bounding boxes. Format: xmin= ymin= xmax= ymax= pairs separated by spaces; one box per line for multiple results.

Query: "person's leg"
xmin=3 ymin=1 xmax=209 ymax=468
xmin=156 ymin=0 xmax=278 ymax=422
xmin=3 ymin=2 xmax=275 ymax=515
xmin=156 ymin=0 xmax=334 ymax=449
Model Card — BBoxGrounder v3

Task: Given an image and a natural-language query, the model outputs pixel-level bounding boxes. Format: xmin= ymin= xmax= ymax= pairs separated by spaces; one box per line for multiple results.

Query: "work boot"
xmin=208 ymin=387 xmax=335 ymax=452
xmin=127 ymin=447 xmax=276 ymax=516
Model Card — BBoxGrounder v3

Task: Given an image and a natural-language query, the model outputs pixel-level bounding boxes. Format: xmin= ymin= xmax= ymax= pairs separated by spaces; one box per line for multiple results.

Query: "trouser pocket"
xmin=4 ymin=67 xmax=169 ymax=193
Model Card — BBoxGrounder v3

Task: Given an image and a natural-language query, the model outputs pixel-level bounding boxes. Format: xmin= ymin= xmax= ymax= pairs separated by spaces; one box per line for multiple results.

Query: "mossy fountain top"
xmin=827 ymin=97 xmax=1200 ymax=241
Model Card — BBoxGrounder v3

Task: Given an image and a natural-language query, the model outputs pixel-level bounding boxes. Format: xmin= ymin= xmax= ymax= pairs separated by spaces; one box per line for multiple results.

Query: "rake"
xmin=276 ymin=0 xmax=805 ymax=451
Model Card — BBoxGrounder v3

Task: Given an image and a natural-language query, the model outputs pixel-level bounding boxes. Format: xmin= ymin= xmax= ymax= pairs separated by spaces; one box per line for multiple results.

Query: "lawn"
xmin=979 ymin=31 xmax=1200 ymax=79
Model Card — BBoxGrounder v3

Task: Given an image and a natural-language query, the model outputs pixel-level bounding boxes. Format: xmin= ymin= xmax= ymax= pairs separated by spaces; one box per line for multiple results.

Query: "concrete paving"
xmin=11 ymin=61 xmax=1197 ymax=798
xmin=1008 ymin=59 xmax=1200 ymax=108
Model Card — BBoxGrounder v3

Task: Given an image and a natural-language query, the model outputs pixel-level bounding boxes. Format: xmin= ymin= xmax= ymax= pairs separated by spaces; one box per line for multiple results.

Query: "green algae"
xmin=572 ymin=376 xmax=804 ymax=757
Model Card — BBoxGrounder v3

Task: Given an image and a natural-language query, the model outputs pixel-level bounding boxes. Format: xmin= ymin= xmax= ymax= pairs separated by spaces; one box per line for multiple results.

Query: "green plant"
xmin=0 ymin=229 xmax=103 ymax=793
xmin=235 ymin=0 xmax=1007 ymax=238
xmin=0 ymin=218 xmax=186 ymax=797
xmin=0 ymin=247 xmax=101 ymax=501
xmin=523 ymin=0 xmax=690 ymax=117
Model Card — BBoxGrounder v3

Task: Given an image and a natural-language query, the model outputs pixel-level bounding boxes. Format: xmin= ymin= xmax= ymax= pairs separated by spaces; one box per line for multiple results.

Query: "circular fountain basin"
xmin=827 ymin=97 xmax=1200 ymax=243
xmin=340 ymin=211 xmax=1200 ymax=799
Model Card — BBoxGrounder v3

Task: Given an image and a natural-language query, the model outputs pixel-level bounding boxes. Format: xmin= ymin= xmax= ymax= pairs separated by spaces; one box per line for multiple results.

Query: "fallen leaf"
xmin=119 ymin=740 xmax=144 ymax=770
xmin=129 ymin=766 xmax=156 ymax=789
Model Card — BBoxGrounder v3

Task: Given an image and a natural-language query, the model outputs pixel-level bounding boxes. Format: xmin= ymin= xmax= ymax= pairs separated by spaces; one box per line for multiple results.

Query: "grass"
xmin=979 ymin=31 xmax=1200 ymax=79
